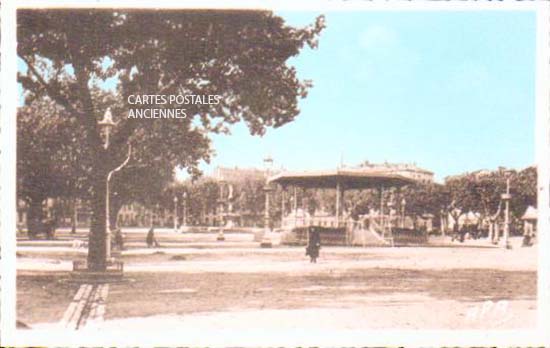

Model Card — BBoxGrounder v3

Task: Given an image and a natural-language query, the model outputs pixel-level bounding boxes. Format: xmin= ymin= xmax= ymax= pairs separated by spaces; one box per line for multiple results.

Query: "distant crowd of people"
xmin=449 ymin=223 xmax=535 ymax=247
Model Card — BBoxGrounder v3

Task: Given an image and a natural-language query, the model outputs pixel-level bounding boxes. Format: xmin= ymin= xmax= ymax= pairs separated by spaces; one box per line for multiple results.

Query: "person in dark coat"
xmin=146 ymin=227 xmax=159 ymax=248
xmin=305 ymin=226 xmax=321 ymax=263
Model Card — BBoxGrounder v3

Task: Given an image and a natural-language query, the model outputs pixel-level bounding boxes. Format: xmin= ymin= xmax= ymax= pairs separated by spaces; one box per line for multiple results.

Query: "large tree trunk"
xmin=27 ymin=197 xmax=45 ymax=239
xmin=66 ymin=42 xmax=109 ymax=271
xmin=87 ymin=172 xmax=108 ymax=271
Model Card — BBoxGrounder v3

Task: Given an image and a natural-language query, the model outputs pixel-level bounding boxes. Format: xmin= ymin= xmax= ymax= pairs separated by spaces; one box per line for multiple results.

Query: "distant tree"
xmin=444 ymin=174 xmax=480 ymax=232
xmin=235 ymin=178 xmax=266 ymax=226
xmin=17 ymin=98 xmax=89 ymax=237
xmin=18 ymin=9 xmax=325 ymax=270
xmin=511 ymin=166 xmax=537 ymax=217
xmin=474 ymin=174 xmax=505 ymax=219
xmin=186 ymin=179 xmax=220 ymax=226
xmin=345 ymin=189 xmax=379 ymax=220
xmin=443 ymin=167 xmax=537 ymax=235
xmin=401 ymin=182 xmax=449 ymax=230
xmin=18 ymin=92 xmax=184 ymax=233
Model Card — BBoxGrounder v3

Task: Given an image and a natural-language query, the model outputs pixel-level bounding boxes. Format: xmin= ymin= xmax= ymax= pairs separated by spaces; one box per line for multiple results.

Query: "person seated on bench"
xmin=146 ymin=227 xmax=160 ymax=248
xmin=113 ymin=228 xmax=125 ymax=250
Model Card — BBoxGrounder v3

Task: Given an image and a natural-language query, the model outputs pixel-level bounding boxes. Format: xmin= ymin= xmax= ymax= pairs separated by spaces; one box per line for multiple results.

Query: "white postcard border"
xmin=2 ymin=1 xmax=549 ymax=346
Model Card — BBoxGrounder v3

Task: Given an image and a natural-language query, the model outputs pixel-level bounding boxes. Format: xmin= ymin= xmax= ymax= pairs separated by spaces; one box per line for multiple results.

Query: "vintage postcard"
xmin=1 ymin=0 xmax=549 ymax=346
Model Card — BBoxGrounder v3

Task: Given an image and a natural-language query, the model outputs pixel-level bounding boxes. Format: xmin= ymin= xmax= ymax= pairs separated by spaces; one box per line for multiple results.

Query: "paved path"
xmin=18 ymin=239 xmax=537 ymax=274
xmin=60 ymin=283 xmax=109 ymax=330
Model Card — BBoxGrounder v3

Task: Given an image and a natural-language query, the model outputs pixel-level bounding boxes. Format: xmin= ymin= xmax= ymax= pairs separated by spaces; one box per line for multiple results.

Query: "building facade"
xmin=359 ymin=161 xmax=434 ymax=183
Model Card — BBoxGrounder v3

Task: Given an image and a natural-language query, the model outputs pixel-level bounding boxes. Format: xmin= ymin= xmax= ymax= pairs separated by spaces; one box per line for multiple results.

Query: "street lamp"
xmin=98 ymin=108 xmax=116 ymax=149
xmin=217 ymin=184 xmax=226 ymax=241
xmin=99 ymin=108 xmax=131 ymax=261
xmin=501 ymin=173 xmax=513 ymax=249
xmin=261 ymin=155 xmax=274 ymax=248
xmin=182 ymin=192 xmax=187 ymax=228
xmin=173 ymin=196 xmax=178 ymax=233
xmin=105 ymin=151 xmax=131 ymax=260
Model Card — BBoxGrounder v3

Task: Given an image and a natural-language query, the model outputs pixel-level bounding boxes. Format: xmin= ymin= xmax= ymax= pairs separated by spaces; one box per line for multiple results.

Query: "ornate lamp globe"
xmin=98 ymin=108 xmax=116 ymax=148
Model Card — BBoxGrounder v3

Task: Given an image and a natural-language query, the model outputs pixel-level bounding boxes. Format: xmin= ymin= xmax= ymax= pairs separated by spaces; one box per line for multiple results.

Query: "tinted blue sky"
xmin=19 ymin=10 xmax=536 ymax=182
xmin=203 ymin=10 xmax=535 ymax=181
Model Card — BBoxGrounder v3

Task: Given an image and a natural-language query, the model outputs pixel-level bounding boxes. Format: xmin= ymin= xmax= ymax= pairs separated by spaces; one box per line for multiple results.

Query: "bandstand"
xmin=268 ymin=168 xmax=417 ymax=246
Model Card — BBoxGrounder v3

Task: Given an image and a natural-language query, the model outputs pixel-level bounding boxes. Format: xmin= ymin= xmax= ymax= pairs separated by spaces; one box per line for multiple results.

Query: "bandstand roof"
xmin=268 ymin=168 xmax=416 ymax=189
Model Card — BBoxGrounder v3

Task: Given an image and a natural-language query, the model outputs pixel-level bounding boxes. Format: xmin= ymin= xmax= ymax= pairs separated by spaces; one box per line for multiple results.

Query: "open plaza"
xmin=17 ymin=227 xmax=536 ymax=331
xmin=15 ymin=145 xmax=539 ymax=332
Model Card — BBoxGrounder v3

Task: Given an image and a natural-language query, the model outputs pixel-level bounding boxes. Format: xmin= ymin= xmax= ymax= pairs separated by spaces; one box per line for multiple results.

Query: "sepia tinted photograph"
xmin=6 ymin=2 xmax=548 ymax=345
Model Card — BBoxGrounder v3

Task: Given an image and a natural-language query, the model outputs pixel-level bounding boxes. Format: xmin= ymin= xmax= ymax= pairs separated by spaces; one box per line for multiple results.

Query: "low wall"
xmin=281 ymin=226 xmax=347 ymax=246
xmin=392 ymin=228 xmax=429 ymax=246
xmin=281 ymin=226 xmax=429 ymax=246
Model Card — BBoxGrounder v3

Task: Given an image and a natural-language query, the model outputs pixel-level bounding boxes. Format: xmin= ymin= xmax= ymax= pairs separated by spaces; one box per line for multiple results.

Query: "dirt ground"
xmin=100 ymin=268 xmax=535 ymax=328
xmin=16 ymin=233 xmax=538 ymax=330
xmin=17 ymin=272 xmax=80 ymax=325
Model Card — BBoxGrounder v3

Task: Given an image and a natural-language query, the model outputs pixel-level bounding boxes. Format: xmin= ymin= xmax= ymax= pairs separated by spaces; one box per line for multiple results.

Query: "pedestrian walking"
xmin=305 ymin=226 xmax=321 ymax=263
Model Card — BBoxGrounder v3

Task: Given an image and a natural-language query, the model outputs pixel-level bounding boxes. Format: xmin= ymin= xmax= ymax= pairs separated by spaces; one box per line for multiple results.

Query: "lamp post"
xmin=98 ymin=108 xmax=116 ymax=149
xmin=182 ymin=192 xmax=188 ymax=232
xmin=174 ymin=196 xmax=178 ymax=233
xmin=501 ymin=174 xmax=513 ymax=249
xmin=261 ymin=155 xmax=274 ymax=248
xmin=217 ymin=184 xmax=226 ymax=241
xmin=99 ymin=108 xmax=131 ymax=261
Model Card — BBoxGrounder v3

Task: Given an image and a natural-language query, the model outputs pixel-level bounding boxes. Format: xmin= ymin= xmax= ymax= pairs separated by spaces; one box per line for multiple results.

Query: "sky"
xmin=18 ymin=10 xmax=536 ymax=182
xmin=199 ymin=10 xmax=536 ymax=182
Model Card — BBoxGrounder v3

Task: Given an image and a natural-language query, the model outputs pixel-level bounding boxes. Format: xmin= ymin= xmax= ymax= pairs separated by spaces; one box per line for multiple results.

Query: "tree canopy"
xmin=443 ymin=167 xmax=537 ymax=223
xmin=17 ymin=9 xmax=325 ymax=270
xmin=18 ymin=9 xmax=325 ymax=183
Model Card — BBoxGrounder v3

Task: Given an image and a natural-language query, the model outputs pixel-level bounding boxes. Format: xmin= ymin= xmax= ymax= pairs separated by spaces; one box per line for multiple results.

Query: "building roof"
xmin=361 ymin=162 xmax=434 ymax=175
xmin=213 ymin=166 xmax=267 ymax=182
xmin=268 ymin=168 xmax=416 ymax=189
